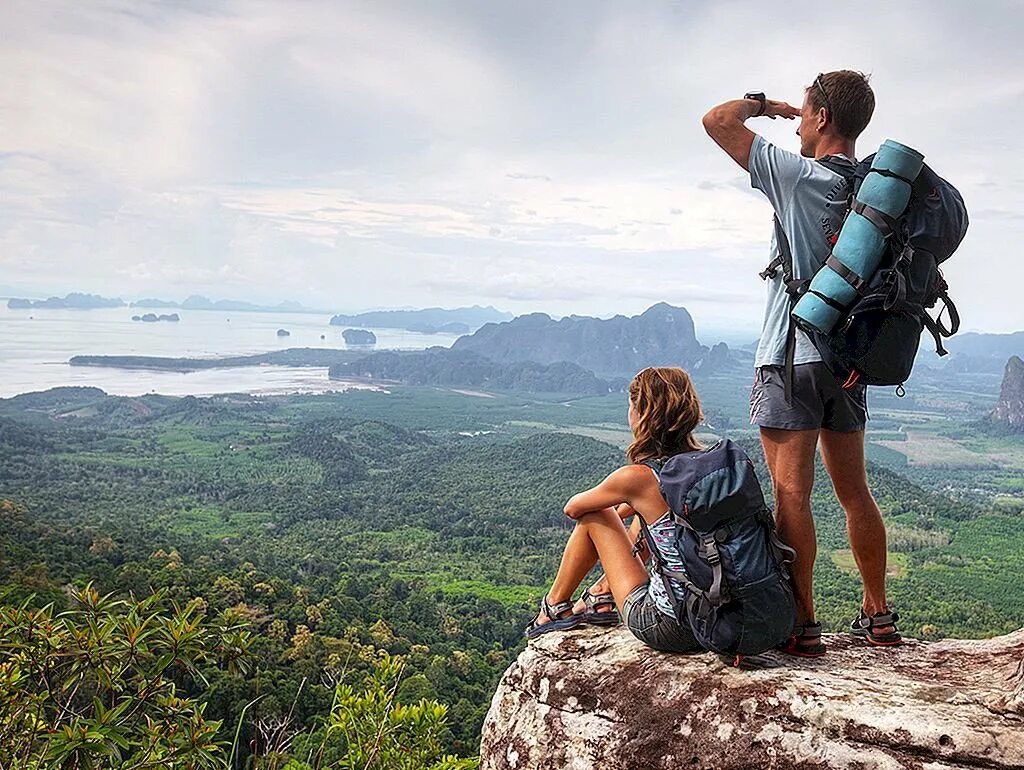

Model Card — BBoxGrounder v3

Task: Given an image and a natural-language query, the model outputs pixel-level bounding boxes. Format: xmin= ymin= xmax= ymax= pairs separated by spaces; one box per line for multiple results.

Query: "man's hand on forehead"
xmin=764 ymin=100 xmax=800 ymax=120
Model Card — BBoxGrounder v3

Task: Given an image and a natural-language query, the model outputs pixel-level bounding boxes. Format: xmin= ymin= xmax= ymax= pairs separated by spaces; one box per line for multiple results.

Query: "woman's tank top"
xmin=646 ymin=510 xmax=688 ymax=619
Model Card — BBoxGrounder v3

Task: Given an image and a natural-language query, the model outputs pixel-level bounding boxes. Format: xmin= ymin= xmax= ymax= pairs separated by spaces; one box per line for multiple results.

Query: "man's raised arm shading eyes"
xmin=702 ymin=97 xmax=800 ymax=170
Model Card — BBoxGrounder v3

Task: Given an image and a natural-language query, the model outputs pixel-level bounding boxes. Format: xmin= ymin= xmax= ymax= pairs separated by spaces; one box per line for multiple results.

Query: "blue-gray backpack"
xmin=638 ymin=439 xmax=796 ymax=658
xmin=762 ymin=155 xmax=968 ymax=397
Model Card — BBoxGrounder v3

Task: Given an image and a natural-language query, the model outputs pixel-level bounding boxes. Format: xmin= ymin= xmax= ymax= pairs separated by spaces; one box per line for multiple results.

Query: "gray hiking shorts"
xmin=750 ymin=362 xmax=867 ymax=433
xmin=623 ymin=583 xmax=701 ymax=653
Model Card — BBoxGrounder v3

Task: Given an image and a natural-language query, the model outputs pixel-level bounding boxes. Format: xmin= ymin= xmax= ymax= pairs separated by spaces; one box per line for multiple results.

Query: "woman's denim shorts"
xmin=622 ymin=582 xmax=701 ymax=653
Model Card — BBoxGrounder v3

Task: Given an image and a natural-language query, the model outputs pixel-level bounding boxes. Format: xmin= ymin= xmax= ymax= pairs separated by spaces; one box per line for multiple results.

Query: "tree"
xmin=288 ymin=654 xmax=477 ymax=770
xmin=0 ymin=585 xmax=252 ymax=769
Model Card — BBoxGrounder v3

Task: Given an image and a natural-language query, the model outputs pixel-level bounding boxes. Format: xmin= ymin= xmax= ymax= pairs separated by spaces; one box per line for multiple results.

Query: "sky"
xmin=1 ymin=0 xmax=1022 ymax=336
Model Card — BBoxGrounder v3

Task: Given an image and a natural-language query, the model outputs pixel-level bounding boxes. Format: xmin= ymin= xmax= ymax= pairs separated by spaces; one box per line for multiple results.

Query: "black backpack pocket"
xmin=731 ymin=572 xmax=796 ymax=655
xmin=816 ymin=303 xmax=924 ymax=386
xmin=687 ymin=572 xmax=795 ymax=656
xmin=688 ymin=600 xmax=743 ymax=655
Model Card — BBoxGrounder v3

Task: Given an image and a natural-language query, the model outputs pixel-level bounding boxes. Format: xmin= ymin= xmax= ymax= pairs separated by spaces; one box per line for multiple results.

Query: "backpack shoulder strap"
xmin=759 ymin=155 xmax=856 ymax=283
xmin=759 ymin=155 xmax=857 ymax=405
xmin=817 ymin=154 xmax=858 ymax=182
xmin=639 ymin=457 xmax=665 ymax=475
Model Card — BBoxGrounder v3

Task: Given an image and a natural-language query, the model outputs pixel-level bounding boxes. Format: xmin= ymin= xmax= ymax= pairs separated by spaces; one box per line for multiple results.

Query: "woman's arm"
xmin=613 ymin=503 xmax=636 ymax=520
xmin=564 ymin=466 xmax=647 ymax=520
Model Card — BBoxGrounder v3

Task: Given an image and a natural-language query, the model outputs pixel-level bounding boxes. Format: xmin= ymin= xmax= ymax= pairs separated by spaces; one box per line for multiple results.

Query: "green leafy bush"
xmin=0 ymin=585 xmax=251 ymax=769
xmin=284 ymin=654 xmax=477 ymax=770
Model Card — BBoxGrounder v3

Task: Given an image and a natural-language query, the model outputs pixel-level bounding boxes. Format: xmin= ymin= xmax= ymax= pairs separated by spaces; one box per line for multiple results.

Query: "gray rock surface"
xmin=480 ymin=625 xmax=1024 ymax=770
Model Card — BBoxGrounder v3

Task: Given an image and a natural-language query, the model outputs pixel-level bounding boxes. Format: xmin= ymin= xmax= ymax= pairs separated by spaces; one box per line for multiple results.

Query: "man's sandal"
xmin=777 ymin=621 xmax=827 ymax=658
xmin=850 ymin=609 xmax=903 ymax=647
xmin=525 ymin=595 xmax=582 ymax=639
xmin=578 ymin=589 xmax=620 ymax=627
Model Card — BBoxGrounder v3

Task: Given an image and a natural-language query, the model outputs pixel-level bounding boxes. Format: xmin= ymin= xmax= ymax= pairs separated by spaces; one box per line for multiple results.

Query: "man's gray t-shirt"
xmin=748 ymin=134 xmax=851 ymax=368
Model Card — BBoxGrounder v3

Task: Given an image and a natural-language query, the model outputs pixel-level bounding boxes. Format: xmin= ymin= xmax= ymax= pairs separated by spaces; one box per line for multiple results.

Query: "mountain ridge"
xmin=452 ymin=303 xmax=711 ymax=378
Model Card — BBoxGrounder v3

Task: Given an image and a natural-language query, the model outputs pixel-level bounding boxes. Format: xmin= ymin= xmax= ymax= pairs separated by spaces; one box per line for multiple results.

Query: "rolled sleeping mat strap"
xmin=851 ymin=200 xmax=900 ymax=240
xmin=793 ymin=140 xmax=924 ymax=334
xmin=808 ymin=290 xmax=847 ymax=312
xmin=867 ymin=167 xmax=917 ymax=186
xmin=825 ymin=255 xmax=867 ymax=293
xmin=792 ymin=292 xmax=842 ymax=333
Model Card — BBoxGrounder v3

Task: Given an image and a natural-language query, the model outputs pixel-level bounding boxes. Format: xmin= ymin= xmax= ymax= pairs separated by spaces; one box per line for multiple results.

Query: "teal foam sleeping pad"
xmin=792 ymin=140 xmax=925 ymax=333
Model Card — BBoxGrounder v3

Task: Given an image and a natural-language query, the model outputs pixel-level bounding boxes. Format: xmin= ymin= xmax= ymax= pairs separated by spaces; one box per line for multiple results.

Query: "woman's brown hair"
xmin=626 ymin=367 xmax=703 ymax=463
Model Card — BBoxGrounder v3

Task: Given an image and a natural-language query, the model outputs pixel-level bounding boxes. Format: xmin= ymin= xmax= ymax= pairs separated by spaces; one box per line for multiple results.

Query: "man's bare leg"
xmin=760 ymin=427 xmax=820 ymax=624
xmin=819 ymin=428 xmax=894 ymax=635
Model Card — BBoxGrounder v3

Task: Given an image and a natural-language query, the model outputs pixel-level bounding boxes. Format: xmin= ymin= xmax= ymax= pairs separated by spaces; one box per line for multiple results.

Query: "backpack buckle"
xmin=701 ymin=536 xmax=721 ymax=565
xmin=759 ymin=256 xmax=783 ymax=281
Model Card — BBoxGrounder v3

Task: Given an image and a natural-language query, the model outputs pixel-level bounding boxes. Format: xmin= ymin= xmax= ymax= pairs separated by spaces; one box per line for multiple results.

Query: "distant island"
xmin=8 ymin=293 xmax=124 ymax=310
xmin=69 ymin=348 xmax=364 ymax=372
xmin=329 ymin=306 xmax=511 ymax=333
xmin=342 ymin=329 xmax=376 ymax=345
xmin=66 ymin=345 xmax=610 ymax=396
xmin=132 ymin=313 xmax=180 ymax=323
xmin=132 ymin=295 xmax=325 ymax=314
xmin=329 ymin=348 xmax=610 ymax=395
xmin=64 ymin=303 xmax=753 ymax=392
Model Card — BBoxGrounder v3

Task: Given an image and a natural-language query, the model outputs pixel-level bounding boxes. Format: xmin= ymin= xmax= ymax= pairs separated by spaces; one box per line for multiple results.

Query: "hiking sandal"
xmin=777 ymin=621 xmax=827 ymax=658
xmin=850 ymin=609 xmax=903 ymax=647
xmin=525 ymin=595 xmax=582 ymax=639
xmin=578 ymin=589 xmax=620 ymax=627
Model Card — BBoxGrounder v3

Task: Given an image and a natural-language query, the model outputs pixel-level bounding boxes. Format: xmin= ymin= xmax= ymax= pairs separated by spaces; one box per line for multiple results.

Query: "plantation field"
xmin=831 ymin=549 xmax=908 ymax=579
xmin=876 ymin=430 xmax=1000 ymax=468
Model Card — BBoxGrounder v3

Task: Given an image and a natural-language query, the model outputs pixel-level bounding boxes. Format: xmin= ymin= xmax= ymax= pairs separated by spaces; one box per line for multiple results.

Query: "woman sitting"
xmin=526 ymin=366 xmax=705 ymax=652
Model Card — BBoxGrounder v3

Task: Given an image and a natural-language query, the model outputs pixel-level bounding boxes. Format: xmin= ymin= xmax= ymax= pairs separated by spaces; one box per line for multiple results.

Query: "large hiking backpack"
xmin=638 ymin=439 xmax=796 ymax=657
xmin=763 ymin=154 xmax=969 ymax=394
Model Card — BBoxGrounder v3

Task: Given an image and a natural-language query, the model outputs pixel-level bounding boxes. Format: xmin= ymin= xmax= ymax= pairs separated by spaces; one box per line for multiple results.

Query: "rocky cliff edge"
xmin=480 ymin=625 xmax=1024 ymax=770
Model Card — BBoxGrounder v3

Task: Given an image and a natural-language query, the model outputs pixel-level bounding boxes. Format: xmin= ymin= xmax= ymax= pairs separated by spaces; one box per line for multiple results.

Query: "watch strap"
xmin=744 ymin=92 xmax=766 ymax=117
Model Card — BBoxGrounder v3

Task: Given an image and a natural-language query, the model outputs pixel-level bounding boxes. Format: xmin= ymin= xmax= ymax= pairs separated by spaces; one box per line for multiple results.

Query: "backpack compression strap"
xmin=921 ymin=287 xmax=961 ymax=357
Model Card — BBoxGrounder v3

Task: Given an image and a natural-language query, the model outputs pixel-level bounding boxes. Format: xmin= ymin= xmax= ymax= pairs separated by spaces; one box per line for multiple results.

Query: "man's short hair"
xmin=808 ymin=70 xmax=875 ymax=140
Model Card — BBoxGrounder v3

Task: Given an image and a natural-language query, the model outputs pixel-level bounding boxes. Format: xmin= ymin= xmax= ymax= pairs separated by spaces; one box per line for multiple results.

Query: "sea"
xmin=0 ymin=305 xmax=460 ymax=398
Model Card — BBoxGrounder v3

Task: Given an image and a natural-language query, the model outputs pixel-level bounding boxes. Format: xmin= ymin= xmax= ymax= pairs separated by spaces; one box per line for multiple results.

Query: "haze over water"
xmin=0 ymin=305 xmax=459 ymax=398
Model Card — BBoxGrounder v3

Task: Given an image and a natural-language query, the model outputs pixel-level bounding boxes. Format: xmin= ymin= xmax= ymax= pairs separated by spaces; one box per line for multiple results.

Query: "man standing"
xmin=702 ymin=71 xmax=901 ymax=655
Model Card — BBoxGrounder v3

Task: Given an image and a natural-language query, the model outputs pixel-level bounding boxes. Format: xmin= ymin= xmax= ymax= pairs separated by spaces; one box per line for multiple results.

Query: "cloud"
xmin=0 ymin=0 xmax=1021 ymax=331
xmin=506 ymin=173 xmax=553 ymax=182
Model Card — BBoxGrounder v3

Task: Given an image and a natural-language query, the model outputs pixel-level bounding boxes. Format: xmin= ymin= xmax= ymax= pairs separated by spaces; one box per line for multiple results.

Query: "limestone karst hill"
xmin=451 ymin=303 xmax=713 ymax=378
xmin=480 ymin=625 xmax=1024 ymax=770
xmin=994 ymin=355 xmax=1024 ymax=430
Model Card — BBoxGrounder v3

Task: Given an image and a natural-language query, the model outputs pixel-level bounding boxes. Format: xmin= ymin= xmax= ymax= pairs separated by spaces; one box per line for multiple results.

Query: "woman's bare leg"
xmin=535 ymin=507 xmax=648 ymax=628
xmin=573 ymin=515 xmax=647 ymax=615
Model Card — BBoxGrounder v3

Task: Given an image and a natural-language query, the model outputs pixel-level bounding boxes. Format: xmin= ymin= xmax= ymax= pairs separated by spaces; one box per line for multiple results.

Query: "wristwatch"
xmin=744 ymin=91 xmax=766 ymax=117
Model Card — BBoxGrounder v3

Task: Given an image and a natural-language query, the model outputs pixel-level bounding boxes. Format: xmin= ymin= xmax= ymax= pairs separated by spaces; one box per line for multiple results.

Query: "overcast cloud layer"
xmin=1 ymin=0 xmax=1021 ymax=333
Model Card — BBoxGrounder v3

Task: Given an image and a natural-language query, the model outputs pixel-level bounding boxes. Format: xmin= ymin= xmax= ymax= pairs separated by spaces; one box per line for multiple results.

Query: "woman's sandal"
xmin=777 ymin=621 xmax=827 ymax=658
xmin=525 ymin=595 xmax=582 ymax=639
xmin=578 ymin=589 xmax=620 ymax=627
xmin=850 ymin=609 xmax=903 ymax=647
